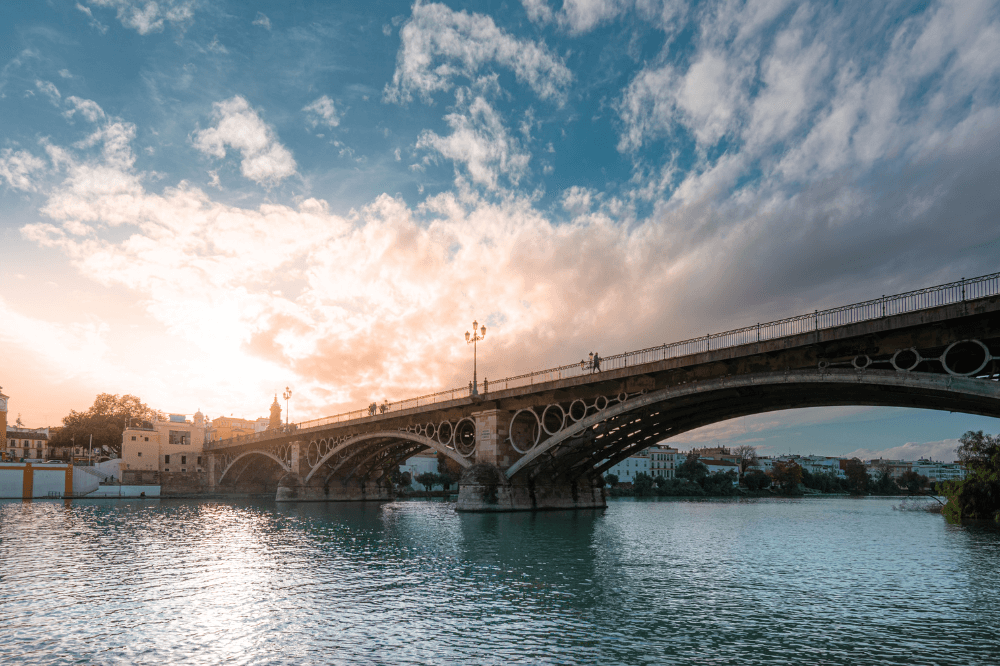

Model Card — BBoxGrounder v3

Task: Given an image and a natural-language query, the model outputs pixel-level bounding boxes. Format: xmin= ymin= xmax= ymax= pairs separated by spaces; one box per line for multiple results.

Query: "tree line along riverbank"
xmin=606 ymin=431 xmax=1000 ymax=524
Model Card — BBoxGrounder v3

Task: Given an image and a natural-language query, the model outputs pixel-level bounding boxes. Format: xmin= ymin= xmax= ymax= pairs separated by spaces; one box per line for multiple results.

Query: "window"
xmin=137 ymin=452 xmax=142 ymax=457
xmin=169 ymin=430 xmax=190 ymax=446
xmin=164 ymin=455 xmax=170 ymax=464
xmin=164 ymin=468 xmax=169 ymax=472
xmin=181 ymin=455 xmax=186 ymax=464
xmin=144 ymin=437 xmax=149 ymax=442
xmin=131 ymin=436 xmax=136 ymax=441
xmin=181 ymin=468 xmax=186 ymax=473
xmin=196 ymin=456 xmax=202 ymax=465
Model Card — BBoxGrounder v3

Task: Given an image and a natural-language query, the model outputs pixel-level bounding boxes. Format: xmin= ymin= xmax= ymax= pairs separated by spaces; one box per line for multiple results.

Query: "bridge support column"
xmin=276 ymin=440 xmax=322 ymax=501
xmin=205 ymin=454 xmax=218 ymax=490
xmin=471 ymin=409 xmax=515 ymax=468
xmin=457 ymin=409 xmax=605 ymax=512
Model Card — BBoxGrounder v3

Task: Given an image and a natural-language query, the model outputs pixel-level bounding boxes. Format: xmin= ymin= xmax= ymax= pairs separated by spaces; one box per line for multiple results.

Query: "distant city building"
xmin=689 ymin=446 xmax=738 ymax=464
xmin=5 ymin=426 xmax=50 ymax=461
xmin=1 ymin=389 xmax=52 ymax=462
xmin=269 ymin=395 xmax=282 ymax=430
xmin=209 ymin=415 xmax=257 ymax=442
xmin=606 ymin=448 xmax=650 ymax=482
xmin=910 ymin=459 xmax=966 ymax=482
xmin=121 ymin=411 xmax=207 ymax=482
xmin=649 ymin=445 xmax=679 ymax=479
xmin=0 ymin=388 xmax=8 ymax=447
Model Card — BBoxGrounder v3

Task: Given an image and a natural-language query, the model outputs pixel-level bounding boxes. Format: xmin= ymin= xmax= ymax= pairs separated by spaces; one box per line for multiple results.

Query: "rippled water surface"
xmin=1 ymin=496 xmax=998 ymax=665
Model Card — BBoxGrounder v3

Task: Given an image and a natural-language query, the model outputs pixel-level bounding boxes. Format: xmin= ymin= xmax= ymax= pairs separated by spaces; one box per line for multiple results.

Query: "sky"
xmin=2 ymin=0 xmax=999 ymax=461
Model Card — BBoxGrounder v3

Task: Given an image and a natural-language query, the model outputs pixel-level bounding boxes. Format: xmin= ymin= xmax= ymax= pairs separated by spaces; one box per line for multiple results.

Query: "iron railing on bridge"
xmin=227 ymin=271 xmax=1000 ymax=440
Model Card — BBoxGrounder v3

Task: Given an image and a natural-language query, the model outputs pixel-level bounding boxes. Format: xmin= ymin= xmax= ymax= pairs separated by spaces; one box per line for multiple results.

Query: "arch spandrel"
xmin=218 ymin=450 xmax=291 ymax=485
xmin=503 ymin=369 xmax=1000 ymax=480
xmin=303 ymin=430 xmax=471 ymax=484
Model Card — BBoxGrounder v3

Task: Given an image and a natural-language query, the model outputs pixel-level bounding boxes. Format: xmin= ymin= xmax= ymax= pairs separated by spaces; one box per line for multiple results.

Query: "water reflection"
xmin=1 ymin=497 xmax=998 ymax=665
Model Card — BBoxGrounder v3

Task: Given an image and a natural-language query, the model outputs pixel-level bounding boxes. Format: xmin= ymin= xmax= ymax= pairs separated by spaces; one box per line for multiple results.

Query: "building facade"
xmin=209 ymin=416 xmax=257 ymax=442
xmin=5 ymin=427 xmax=50 ymax=461
xmin=121 ymin=411 xmax=207 ymax=482
xmin=649 ymin=445 xmax=679 ymax=479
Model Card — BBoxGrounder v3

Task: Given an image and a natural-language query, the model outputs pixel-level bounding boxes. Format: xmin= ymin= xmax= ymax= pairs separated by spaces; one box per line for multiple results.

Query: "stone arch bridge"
xmin=204 ymin=274 xmax=1000 ymax=511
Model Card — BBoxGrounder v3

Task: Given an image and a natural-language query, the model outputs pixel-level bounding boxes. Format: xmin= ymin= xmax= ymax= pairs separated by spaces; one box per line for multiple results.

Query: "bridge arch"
xmin=504 ymin=369 xmax=1000 ymax=480
xmin=218 ymin=450 xmax=291 ymax=485
xmin=303 ymin=430 xmax=472 ymax=484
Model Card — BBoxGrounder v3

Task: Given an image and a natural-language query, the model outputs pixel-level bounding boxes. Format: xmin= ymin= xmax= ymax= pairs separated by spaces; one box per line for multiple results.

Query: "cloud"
xmin=0 ymin=148 xmax=47 ymax=191
xmin=75 ymin=2 xmax=109 ymax=33
xmin=252 ymin=12 xmax=271 ymax=30
xmin=415 ymin=91 xmax=530 ymax=189
xmin=86 ymin=0 xmax=194 ymax=35
xmin=303 ymin=95 xmax=341 ymax=128
xmin=385 ymin=2 xmax=572 ymax=104
xmin=843 ymin=440 xmax=960 ymax=463
xmin=561 ymin=185 xmax=596 ymax=215
xmin=35 ymin=79 xmax=61 ymax=104
xmin=192 ymin=96 xmax=297 ymax=185
xmin=63 ymin=96 xmax=106 ymax=123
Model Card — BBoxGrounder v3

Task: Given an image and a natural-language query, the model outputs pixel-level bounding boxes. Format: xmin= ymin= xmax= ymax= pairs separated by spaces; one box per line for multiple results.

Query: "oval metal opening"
xmin=509 ymin=409 xmax=541 ymax=454
xmin=568 ymin=399 xmax=588 ymax=422
xmin=437 ymin=421 xmax=453 ymax=447
xmin=891 ymin=348 xmax=921 ymax=372
xmin=852 ymin=355 xmax=871 ymax=369
xmin=942 ymin=339 xmax=991 ymax=377
xmin=541 ymin=404 xmax=566 ymax=435
xmin=454 ymin=418 xmax=477 ymax=457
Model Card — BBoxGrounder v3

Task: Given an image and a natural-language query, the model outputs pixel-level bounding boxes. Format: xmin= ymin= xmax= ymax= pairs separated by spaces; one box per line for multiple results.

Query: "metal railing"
xmin=217 ymin=271 xmax=999 ymax=443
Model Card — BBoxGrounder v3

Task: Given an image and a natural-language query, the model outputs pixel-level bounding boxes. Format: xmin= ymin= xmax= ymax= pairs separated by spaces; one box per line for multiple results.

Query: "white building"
xmin=606 ymin=449 xmax=650 ymax=482
xmin=909 ymin=459 xmax=966 ymax=482
xmin=649 ymin=445 xmax=679 ymax=479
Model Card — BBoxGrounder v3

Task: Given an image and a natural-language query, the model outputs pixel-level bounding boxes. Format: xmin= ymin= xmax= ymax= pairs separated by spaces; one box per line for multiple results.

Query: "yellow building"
xmin=122 ymin=411 xmax=207 ymax=482
xmin=209 ymin=415 xmax=257 ymax=442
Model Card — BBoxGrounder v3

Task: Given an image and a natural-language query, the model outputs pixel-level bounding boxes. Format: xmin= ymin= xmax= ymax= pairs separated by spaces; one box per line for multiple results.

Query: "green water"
xmin=1 ymin=496 xmax=997 ymax=665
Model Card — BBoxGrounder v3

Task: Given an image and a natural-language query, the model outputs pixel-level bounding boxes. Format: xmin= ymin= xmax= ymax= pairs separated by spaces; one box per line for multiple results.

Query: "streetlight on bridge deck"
xmin=283 ymin=386 xmax=292 ymax=430
xmin=465 ymin=321 xmax=486 ymax=396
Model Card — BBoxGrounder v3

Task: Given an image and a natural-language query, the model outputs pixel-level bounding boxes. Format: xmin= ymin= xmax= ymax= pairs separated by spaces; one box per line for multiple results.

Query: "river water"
xmin=1 ymin=496 xmax=997 ymax=665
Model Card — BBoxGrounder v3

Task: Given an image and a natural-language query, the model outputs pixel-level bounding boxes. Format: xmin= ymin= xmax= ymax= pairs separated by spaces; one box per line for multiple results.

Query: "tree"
xmin=733 ymin=444 xmax=759 ymax=476
xmin=633 ymin=472 xmax=655 ymax=496
xmin=677 ymin=451 xmax=708 ymax=483
xmin=437 ymin=453 xmax=458 ymax=491
xmin=898 ymin=470 xmax=929 ymax=494
xmin=871 ymin=470 xmax=898 ymax=495
xmin=843 ymin=458 xmax=870 ymax=495
xmin=414 ymin=472 xmax=438 ymax=492
xmin=15 ymin=413 xmax=24 ymax=427
xmin=743 ymin=468 xmax=771 ymax=491
xmin=942 ymin=430 xmax=1000 ymax=523
xmin=51 ymin=394 xmax=160 ymax=457
xmin=399 ymin=471 xmax=412 ymax=488
xmin=604 ymin=473 xmax=619 ymax=487
xmin=769 ymin=460 xmax=803 ymax=494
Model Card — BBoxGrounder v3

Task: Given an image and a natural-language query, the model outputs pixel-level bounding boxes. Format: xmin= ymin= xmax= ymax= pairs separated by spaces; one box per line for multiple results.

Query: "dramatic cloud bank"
xmin=2 ymin=0 xmax=999 ymax=448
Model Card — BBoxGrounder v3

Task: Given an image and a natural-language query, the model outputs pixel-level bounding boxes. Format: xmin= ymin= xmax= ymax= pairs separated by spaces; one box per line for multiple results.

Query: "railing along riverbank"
xmin=215 ymin=272 xmax=999 ymax=445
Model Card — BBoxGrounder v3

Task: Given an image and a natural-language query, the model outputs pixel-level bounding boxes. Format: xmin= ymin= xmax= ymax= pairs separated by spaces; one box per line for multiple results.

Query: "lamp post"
xmin=465 ymin=320 xmax=486 ymax=396
xmin=282 ymin=386 xmax=292 ymax=429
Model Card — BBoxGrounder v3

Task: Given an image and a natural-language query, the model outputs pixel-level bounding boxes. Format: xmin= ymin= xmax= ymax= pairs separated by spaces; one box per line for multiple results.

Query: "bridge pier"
xmin=456 ymin=409 xmax=606 ymax=511
xmin=456 ymin=464 xmax=606 ymax=512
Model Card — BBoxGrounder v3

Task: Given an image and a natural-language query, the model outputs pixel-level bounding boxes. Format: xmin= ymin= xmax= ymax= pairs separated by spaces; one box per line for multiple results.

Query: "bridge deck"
xmin=206 ymin=292 xmax=1000 ymax=453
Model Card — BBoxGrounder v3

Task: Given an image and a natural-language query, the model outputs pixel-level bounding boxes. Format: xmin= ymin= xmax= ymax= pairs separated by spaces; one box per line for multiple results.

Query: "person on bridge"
xmin=593 ymin=352 xmax=601 ymax=372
